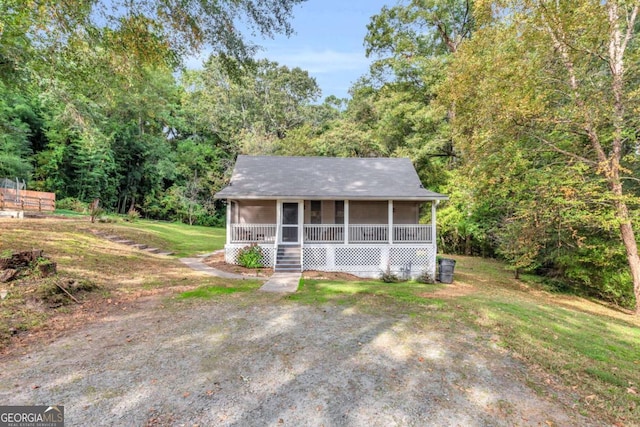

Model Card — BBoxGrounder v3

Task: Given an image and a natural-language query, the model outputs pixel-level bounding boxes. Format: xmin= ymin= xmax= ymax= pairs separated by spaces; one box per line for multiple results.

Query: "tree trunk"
xmin=464 ymin=233 xmax=472 ymax=255
xmin=621 ymin=223 xmax=640 ymax=314
xmin=614 ymin=195 xmax=640 ymax=314
xmin=607 ymin=2 xmax=640 ymax=313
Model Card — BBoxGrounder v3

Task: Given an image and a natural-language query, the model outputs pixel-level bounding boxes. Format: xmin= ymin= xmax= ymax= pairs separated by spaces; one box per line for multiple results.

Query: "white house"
xmin=214 ymin=155 xmax=447 ymax=279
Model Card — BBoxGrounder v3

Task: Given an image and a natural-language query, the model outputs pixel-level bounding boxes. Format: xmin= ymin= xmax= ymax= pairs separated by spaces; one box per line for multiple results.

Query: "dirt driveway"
xmin=0 ymin=292 xmax=594 ymax=426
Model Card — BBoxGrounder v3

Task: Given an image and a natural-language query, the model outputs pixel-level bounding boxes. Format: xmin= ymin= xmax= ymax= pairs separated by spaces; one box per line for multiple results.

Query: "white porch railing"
xmin=230 ymin=223 xmax=433 ymax=244
xmin=304 ymin=224 xmax=344 ymax=242
xmin=349 ymin=225 xmax=388 ymax=243
xmin=393 ymin=225 xmax=433 ymax=243
xmin=231 ymin=224 xmax=276 ymax=243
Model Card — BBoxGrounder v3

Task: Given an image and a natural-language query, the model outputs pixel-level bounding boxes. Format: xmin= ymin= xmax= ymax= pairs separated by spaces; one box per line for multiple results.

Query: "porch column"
xmin=275 ymin=200 xmax=282 ymax=248
xmin=298 ymin=200 xmax=304 ymax=246
xmin=388 ymin=200 xmax=394 ymax=244
xmin=431 ymin=201 xmax=437 ymax=246
xmin=226 ymin=200 xmax=231 ymax=245
xmin=344 ymin=200 xmax=349 ymax=244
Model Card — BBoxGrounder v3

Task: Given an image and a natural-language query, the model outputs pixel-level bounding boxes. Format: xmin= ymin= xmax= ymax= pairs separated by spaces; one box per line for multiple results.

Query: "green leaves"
xmin=439 ymin=0 xmax=640 ymax=308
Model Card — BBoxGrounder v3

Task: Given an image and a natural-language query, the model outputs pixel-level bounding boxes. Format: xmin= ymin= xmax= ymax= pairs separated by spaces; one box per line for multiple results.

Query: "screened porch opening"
xmin=229 ymin=199 xmax=434 ymax=244
xmin=229 ymin=200 xmax=277 ymax=243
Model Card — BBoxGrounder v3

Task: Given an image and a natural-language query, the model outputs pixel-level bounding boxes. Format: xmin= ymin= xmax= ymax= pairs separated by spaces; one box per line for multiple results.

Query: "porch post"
xmin=388 ymin=200 xmax=394 ymax=244
xmin=226 ymin=200 xmax=231 ymax=245
xmin=298 ymin=200 xmax=304 ymax=246
xmin=431 ymin=200 xmax=437 ymax=246
xmin=344 ymin=200 xmax=349 ymax=244
xmin=276 ymin=200 xmax=282 ymax=247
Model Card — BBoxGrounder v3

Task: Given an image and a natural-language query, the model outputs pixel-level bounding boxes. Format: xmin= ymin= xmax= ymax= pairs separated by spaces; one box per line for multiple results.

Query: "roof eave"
xmin=214 ymin=193 xmax=448 ymax=201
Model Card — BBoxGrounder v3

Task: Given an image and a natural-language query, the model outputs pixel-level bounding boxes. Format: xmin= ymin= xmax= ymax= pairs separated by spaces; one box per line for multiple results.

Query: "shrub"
xmin=237 ymin=245 xmax=263 ymax=269
xmin=416 ymin=270 xmax=436 ymax=284
xmin=126 ymin=208 xmax=141 ymax=222
xmin=97 ymin=215 xmax=118 ymax=223
xmin=380 ymin=265 xmax=402 ymax=283
xmin=56 ymin=197 xmax=87 ymax=213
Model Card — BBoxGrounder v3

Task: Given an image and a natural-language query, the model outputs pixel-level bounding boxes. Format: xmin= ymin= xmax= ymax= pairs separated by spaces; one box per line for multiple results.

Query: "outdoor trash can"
xmin=438 ymin=258 xmax=456 ymax=284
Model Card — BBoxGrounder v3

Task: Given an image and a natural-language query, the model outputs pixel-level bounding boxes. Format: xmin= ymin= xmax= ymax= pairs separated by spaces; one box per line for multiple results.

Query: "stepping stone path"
xmin=91 ymin=231 xmax=174 ymax=256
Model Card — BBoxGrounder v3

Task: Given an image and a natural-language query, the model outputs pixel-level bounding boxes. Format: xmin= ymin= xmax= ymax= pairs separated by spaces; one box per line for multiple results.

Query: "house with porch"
xmin=214 ymin=155 xmax=447 ymax=279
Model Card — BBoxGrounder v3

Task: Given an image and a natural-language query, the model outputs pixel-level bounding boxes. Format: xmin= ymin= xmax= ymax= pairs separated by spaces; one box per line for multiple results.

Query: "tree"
xmin=2 ymin=0 xmax=306 ymax=74
xmin=181 ymin=57 xmax=321 ymax=156
xmin=443 ymin=0 xmax=640 ymax=313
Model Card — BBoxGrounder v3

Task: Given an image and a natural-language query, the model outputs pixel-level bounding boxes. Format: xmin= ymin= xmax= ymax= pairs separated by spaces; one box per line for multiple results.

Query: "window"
xmin=310 ymin=200 xmax=322 ymax=224
xmin=335 ymin=201 xmax=344 ymax=224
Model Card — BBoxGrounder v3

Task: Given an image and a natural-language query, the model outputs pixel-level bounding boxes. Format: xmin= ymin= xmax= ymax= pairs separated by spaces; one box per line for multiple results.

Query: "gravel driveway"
xmin=0 ymin=293 xmax=594 ymax=426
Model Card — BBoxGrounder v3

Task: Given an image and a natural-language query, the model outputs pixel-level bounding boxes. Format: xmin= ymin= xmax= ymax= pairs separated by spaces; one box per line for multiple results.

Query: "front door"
xmin=281 ymin=202 xmax=299 ymax=243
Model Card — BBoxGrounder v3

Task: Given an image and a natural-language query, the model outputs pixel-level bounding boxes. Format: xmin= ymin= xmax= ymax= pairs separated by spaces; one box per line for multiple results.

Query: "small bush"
xmin=126 ymin=208 xmax=141 ymax=222
xmin=56 ymin=197 xmax=87 ymax=213
xmin=416 ymin=270 xmax=436 ymax=284
xmin=97 ymin=215 xmax=118 ymax=223
xmin=237 ymin=245 xmax=263 ymax=269
xmin=380 ymin=265 xmax=402 ymax=283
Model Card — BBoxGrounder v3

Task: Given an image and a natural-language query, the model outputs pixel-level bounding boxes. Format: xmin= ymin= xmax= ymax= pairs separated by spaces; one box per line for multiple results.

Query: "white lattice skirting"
xmin=224 ymin=243 xmax=436 ymax=279
xmin=225 ymin=244 xmax=276 ymax=267
xmin=303 ymin=244 xmax=436 ymax=279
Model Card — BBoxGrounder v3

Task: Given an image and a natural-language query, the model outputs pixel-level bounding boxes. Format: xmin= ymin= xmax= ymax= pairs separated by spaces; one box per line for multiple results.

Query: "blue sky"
xmin=186 ymin=0 xmax=394 ymax=101
xmin=255 ymin=0 xmax=394 ymax=100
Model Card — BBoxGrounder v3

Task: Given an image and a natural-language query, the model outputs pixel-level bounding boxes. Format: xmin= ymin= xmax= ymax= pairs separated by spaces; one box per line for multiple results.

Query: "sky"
xmin=186 ymin=0 xmax=394 ymax=101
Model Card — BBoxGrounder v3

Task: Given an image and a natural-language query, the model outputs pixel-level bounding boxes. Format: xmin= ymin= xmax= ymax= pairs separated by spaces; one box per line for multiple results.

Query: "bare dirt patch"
xmin=418 ymin=281 xmax=478 ymax=299
xmin=203 ymin=251 xmax=274 ymax=278
xmin=0 ymin=294 xmax=598 ymax=426
xmin=203 ymin=252 xmax=368 ymax=282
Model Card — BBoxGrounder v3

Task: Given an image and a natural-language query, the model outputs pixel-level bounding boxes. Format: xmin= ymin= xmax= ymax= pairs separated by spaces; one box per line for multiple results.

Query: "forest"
xmin=1 ymin=0 xmax=639 ymax=312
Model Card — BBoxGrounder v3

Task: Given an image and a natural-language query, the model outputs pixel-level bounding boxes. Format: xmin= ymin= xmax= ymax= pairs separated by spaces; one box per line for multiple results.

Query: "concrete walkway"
xmin=179 ymin=253 xmax=301 ymax=293
xmin=179 ymin=257 xmax=268 ymax=281
xmin=259 ymin=272 xmax=301 ymax=293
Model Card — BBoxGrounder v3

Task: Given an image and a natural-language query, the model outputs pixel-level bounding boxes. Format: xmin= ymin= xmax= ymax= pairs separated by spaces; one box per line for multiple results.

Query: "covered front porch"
xmin=226 ymin=199 xmax=436 ymax=246
xmin=224 ymin=199 xmax=438 ymax=278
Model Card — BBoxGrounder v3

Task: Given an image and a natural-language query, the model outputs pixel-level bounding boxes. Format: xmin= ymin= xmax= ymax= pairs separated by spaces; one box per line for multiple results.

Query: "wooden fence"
xmin=0 ymin=189 xmax=56 ymax=212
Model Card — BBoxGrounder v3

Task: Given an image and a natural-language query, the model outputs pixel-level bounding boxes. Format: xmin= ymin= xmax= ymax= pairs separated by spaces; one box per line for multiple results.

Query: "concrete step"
xmin=277 ymin=254 xmax=301 ymax=260
xmin=131 ymin=243 xmax=148 ymax=250
xmin=114 ymin=239 xmax=135 ymax=245
xmin=277 ymin=261 xmax=301 ymax=266
xmin=275 ymin=267 xmax=301 ymax=272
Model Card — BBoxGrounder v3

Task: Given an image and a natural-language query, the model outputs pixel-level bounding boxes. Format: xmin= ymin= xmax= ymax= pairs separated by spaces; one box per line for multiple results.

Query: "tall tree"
xmin=181 ymin=56 xmax=321 ymax=156
xmin=443 ymin=0 xmax=640 ymax=312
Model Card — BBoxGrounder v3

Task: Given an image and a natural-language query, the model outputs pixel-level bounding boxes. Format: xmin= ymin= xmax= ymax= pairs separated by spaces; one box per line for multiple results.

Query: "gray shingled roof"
xmin=215 ymin=156 xmax=447 ymax=201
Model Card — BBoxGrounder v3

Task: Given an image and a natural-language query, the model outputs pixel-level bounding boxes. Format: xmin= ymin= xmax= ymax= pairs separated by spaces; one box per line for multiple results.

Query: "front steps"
xmin=275 ymin=245 xmax=301 ymax=272
xmin=92 ymin=231 xmax=174 ymax=256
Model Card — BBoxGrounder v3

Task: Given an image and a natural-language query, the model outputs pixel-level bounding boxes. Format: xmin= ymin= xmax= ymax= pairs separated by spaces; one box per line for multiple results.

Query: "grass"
xmin=286 ymin=256 xmax=640 ymax=424
xmin=458 ymin=296 xmax=640 ymax=419
xmin=289 ymin=279 xmax=446 ymax=309
xmin=178 ymin=281 xmax=262 ymax=299
xmin=0 ymin=218 xmax=227 ymax=347
xmin=1 ymin=218 xmax=638 ymax=424
xmin=443 ymin=256 xmax=640 ymax=424
xmin=52 ymin=209 xmax=86 ymax=217
xmin=101 ymin=220 xmax=225 ymax=257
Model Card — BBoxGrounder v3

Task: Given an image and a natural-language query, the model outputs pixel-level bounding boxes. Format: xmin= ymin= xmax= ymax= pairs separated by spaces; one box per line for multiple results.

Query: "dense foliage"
xmin=2 ymin=0 xmax=639 ymax=311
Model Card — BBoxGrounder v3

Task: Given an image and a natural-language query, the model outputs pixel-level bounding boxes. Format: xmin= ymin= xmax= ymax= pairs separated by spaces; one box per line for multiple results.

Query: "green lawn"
xmin=281 ymin=256 xmax=640 ymax=424
xmin=3 ymin=218 xmax=638 ymax=424
xmin=99 ymin=220 xmax=226 ymax=257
